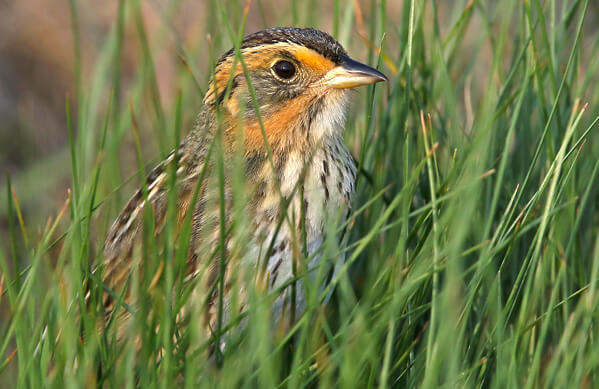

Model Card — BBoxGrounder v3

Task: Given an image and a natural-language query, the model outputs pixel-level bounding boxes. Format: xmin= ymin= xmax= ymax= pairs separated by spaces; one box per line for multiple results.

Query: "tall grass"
xmin=2 ymin=0 xmax=599 ymax=387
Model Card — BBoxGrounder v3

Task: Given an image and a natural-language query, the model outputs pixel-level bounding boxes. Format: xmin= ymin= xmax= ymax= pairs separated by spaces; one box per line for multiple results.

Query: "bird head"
xmin=203 ymin=27 xmax=387 ymax=154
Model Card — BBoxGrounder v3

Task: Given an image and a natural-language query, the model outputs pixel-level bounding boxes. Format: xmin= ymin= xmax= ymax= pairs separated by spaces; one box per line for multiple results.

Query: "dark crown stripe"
xmin=216 ymin=27 xmax=347 ymax=67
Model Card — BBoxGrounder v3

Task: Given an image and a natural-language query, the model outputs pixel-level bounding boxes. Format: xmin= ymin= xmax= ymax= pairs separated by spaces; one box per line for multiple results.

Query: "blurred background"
xmin=2 ymin=1 xmax=599 ymax=386
xmin=0 ymin=0 xmax=403 ymax=252
xmin=0 ymin=0 xmax=598 ymax=264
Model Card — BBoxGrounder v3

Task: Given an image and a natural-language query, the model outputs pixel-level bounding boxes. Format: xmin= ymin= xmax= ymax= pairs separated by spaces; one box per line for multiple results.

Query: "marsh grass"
xmin=2 ymin=0 xmax=599 ymax=387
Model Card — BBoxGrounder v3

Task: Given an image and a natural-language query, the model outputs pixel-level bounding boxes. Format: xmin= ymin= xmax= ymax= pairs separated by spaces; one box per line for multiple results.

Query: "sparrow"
xmin=101 ymin=27 xmax=386 ymax=342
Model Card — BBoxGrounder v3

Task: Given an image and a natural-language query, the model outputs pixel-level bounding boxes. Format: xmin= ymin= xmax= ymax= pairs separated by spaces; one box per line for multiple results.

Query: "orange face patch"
xmin=209 ymin=42 xmax=339 ymax=152
xmin=289 ymin=44 xmax=336 ymax=75
xmin=205 ymin=43 xmax=337 ymax=106
xmin=242 ymin=92 xmax=313 ymax=152
xmin=239 ymin=44 xmax=336 ymax=153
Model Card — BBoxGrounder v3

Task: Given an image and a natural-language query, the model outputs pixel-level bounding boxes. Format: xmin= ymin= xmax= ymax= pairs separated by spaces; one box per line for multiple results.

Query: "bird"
xmin=100 ymin=27 xmax=386 ymax=345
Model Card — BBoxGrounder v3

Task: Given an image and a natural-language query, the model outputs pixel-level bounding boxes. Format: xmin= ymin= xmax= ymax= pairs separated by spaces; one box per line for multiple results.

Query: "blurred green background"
xmin=1 ymin=1 xmax=597 ymax=257
xmin=2 ymin=0 xmax=599 ymax=387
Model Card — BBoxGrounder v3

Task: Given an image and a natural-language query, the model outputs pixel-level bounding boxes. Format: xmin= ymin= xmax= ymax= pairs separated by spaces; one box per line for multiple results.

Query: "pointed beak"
xmin=321 ymin=55 xmax=388 ymax=89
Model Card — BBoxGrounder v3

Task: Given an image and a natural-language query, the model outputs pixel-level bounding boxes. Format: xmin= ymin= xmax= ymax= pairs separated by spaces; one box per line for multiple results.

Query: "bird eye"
xmin=272 ymin=60 xmax=297 ymax=80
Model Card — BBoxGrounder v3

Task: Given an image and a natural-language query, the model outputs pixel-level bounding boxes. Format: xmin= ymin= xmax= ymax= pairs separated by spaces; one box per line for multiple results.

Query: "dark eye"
xmin=272 ymin=60 xmax=297 ymax=80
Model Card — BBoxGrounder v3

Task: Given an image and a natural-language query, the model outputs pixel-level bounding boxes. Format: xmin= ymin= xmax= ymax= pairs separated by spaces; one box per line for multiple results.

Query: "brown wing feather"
xmin=101 ymin=150 xmax=196 ymax=308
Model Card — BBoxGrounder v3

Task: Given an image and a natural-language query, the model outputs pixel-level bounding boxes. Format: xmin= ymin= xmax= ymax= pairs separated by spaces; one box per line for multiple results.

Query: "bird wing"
xmin=101 ymin=146 xmax=205 ymax=303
